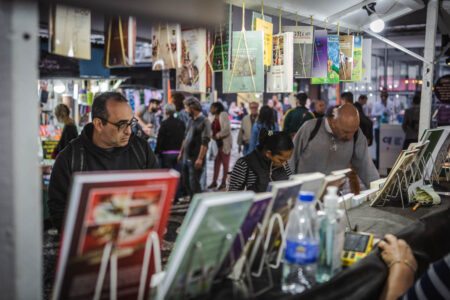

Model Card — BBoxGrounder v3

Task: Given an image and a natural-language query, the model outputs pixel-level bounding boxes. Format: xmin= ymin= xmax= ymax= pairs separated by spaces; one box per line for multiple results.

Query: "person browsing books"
xmin=229 ymin=129 xmax=293 ymax=193
xmin=48 ymin=92 xmax=159 ymax=232
xmin=289 ymin=104 xmax=379 ymax=188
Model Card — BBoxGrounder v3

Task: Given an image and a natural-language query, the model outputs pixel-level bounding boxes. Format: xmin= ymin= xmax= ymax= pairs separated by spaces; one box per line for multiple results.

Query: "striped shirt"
xmin=402 ymin=253 xmax=450 ymax=300
xmin=228 ymin=157 xmax=293 ymax=191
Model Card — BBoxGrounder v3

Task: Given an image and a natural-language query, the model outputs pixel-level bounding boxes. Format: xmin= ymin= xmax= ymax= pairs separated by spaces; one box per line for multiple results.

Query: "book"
xmin=267 ymin=32 xmax=294 ymax=93
xmin=290 ymin=172 xmax=326 ymax=198
xmin=104 ymin=16 xmax=136 ymax=67
xmin=52 ymin=170 xmax=179 ymax=300
xmin=352 ymin=36 xmax=363 ymax=82
xmin=331 ymin=168 xmax=353 ymax=177
xmin=176 ymin=29 xmax=207 ymax=93
xmin=311 ymin=30 xmax=328 ymax=79
xmin=362 ymin=38 xmax=372 ymax=83
xmin=152 ymin=24 xmax=182 ymax=70
xmin=212 ymin=4 xmax=232 ymax=72
xmin=311 ymin=34 xmax=340 ymax=84
xmin=49 ymin=5 xmax=91 ymax=60
xmin=282 ymin=26 xmax=314 ymax=78
xmin=316 ymin=174 xmax=347 ymax=202
xmin=254 ymin=18 xmax=274 ymax=67
xmin=223 ymin=31 xmax=265 ymax=93
xmin=339 ymin=35 xmax=354 ymax=81
xmin=157 ymin=192 xmax=254 ymax=300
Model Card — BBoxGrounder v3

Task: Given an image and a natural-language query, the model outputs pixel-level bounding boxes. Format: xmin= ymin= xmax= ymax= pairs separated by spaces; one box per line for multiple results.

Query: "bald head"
xmin=330 ymin=104 xmax=360 ymax=141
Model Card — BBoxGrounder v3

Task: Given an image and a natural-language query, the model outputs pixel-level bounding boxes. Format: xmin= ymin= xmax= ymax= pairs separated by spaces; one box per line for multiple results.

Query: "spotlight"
xmin=363 ymin=3 xmax=385 ymax=33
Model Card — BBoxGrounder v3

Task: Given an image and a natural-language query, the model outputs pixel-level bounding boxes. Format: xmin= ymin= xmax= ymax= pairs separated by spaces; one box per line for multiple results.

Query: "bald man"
xmin=289 ymin=104 xmax=379 ymax=188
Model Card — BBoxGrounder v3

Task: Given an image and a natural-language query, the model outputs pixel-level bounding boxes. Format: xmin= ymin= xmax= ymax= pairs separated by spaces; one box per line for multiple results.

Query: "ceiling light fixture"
xmin=363 ymin=3 xmax=385 ymax=33
xmin=446 ymin=57 xmax=450 ymax=65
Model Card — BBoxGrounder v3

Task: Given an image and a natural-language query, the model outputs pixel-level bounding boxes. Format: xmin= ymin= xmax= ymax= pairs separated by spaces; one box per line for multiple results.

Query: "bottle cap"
xmin=298 ymin=191 xmax=315 ymax=202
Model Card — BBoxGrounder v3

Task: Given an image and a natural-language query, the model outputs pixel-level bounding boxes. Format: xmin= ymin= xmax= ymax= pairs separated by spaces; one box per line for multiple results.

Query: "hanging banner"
xmin=282 ymin=26 xmax=314 ymax=78
xmin=352 ymin=36 xmax=363 ymax=82
xmin=252 ymin=12 xmax=272 ymax=30
xmin=104 ymin=16 xmax=136 ymax=67
xmin=311 ymin=34 xmax=340 ymax=85
xmin=311 ymin=30 xmax=328 ymax=79
xmin=151 ymin=24 xmax=182 ymax=70
xmin=339 ymin=35 xmax=354 ymax=81
xmin=223 ymin=31 xmax=264 ymax=93
xmin=362 ymin=39 xmax=372 ymax=83
xmin=176 ymin=29 xmax=207 ymax=93
xmin=254 ymin=18 xmax=273 ymax=67
xmin=213 ymin=4 xmax=232 ymax=72
xmin=267 ymin=32 xmax=294 ymax=93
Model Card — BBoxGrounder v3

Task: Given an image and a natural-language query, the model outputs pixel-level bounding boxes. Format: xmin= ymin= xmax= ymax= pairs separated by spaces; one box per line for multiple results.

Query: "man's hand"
xmin=378 ymin=234 xmax=417 ymax=273
xmin=194 ymin=158 xmax=203 ymax=170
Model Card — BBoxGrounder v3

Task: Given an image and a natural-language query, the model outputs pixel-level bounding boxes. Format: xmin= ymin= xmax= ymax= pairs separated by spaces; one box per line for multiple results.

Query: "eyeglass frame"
xmin=95 ymin=116 xmax=138 ymax=132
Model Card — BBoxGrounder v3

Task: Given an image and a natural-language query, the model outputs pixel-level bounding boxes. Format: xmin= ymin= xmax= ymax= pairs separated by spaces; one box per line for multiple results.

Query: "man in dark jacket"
xmin=48 ymin=92 xmax=159 ymax=231
xmin=283 ymin=92 xmax=314 ymax=137
xmin=355 ymin=95 xmax=374 ymax=146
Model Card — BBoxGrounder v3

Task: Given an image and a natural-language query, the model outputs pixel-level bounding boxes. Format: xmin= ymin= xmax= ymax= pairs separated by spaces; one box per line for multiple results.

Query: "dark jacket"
xmin=283 ymin=106 xmax=314 ymax=136
xmin=48 ymin=123 xmax=158 ymax=231
xmin=52 ymin=123 xmax=78 ymax=158
xmin=354 ymin=102 xmax=374 ymax=146
xmin=155 ymin=116 xmax=186 ymax=154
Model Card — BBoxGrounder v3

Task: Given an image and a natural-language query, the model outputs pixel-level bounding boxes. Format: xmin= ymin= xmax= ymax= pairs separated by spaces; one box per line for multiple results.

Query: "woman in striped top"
xmin=229 ymin=129 xmax=293 ymax=193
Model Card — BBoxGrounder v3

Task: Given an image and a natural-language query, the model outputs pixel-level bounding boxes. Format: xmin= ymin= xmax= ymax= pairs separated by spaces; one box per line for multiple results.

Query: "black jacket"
xmin=354 ymin=102 xmax=374 ymax=146
xmin=48 ymin=123 xmax=158 ymax=231
xmin=53 ymin=123 xmax=78 ymax=158
xmin=155 ymin=116 xmax=185 ymax=154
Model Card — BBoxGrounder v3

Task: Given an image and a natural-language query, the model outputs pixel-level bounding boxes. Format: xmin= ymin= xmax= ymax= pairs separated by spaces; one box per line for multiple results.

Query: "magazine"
xmin=52 ymin=170 xmax=179 ymax=300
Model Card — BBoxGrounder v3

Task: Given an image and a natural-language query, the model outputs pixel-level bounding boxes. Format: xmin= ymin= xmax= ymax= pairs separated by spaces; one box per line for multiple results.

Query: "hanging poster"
xmin=223 ymin=31 xmax=264 ymax=93
xmin=362 ymin=38 xmax=372 ymax=83
xmin=213 ymin=4 xmax=232 ymax=71
xmin=311 ymin=34 xmax=340 ymax=84
xmin=311 ymin=30 xmax=328 ymax=79
xmin=282 ymin=26 xmax=314 ymax=78
xmin=104 ymin=16 xmax=136 ymax=67
xmin=151 ymin=24 xmax=182 ymax=70
xmin=255 ymin=18 xmax=274 ymax=67
xmin=252 ymin=12 xmax=272 ymax=30
xmin=352 ymin=36 xmax=363 ymax=82
xmin=176 ymin=29 xmax=207 ymax=93
xmin=339 ymin=35 xmax=354 ymax=81
xmin=267 ymin=32 xmax=294 ymax=93
xmin=49 ymin=5 xmax=91 ymax=60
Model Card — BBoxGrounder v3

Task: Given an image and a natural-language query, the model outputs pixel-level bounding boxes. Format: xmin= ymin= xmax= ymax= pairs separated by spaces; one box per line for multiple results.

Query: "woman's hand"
xmin=378 ymin=234 xmax=417 ymax=273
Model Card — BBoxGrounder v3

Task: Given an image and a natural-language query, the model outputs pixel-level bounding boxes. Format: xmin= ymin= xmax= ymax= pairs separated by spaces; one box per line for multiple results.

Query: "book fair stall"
xmin=0 ymin=0 xmax=449 ymax=299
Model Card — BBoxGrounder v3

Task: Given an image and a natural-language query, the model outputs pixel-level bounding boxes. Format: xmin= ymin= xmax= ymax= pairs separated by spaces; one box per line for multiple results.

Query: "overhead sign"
xmin=434 ymin=74 xmax=450 ymax=104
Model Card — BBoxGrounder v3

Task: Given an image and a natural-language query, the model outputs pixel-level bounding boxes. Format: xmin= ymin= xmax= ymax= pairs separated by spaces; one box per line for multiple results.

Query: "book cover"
xmin=152 ymin=23 xmax=182 ymax=70
xmin=49 ymin=5 xmax=91 ymax=60
xmin=157 ymin=192 xmax=254 ymax=300
xmin=254 ymin=18 xmax=273 ymax=67
xmin=352 ymin=35 xmax=363 ymax=82
xmin=223 ymin=31 xmax=264 ymax=93
xmin=311 ymin=34 xmax=340 ymax=84
xmin=176 ymin=29 xmax=207 ymax=93
xmin=251 ymin=12 xmax=272 ymax=30
xmin=339 ymin=35 xmax=354 ymax=81
xmin=212 ymin=4 xmax=232 ymax=72
xmin=267 ymin=32 xmax=294 ymax=93
xmin=311 ymin=30 xmax=328 ymax=79
xmin=283 ymin=26 xmax=314 ymax=78
xmin=52 ymin=170 xmax=179 ymax=300
xmin=362 ymin=38 xmax=372 ymax=83
xmin=290 ymin=172 xmax=326 ymax=198
xmin=104 ymin=16 xmax=136 ymax=67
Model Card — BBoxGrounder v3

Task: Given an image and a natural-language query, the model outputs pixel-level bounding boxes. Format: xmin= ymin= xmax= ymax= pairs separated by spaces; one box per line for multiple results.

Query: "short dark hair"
xmin=92 ymin=92 xmax=128 ymax=123
xmin=341 ymin=92 xmax=354 ymax=104
xmin=211 ymin=102 xmax=225 ymax=114
xmin=358 ymin=95 xmax=368 ymax=101
xmin=296 ymin=93 xmax=308 ymax=106
xmin=413 ymin=93 xmax=421 ymax=105
xmin=149 ymin=99 xmax=161 ymax=104
xmin=258 ymin=128 xmax=294 ymax=155
xmin=258 ymin=105 xmax=275 ymax=128
xmin=172 ymin=92 xmax=185 ymax=111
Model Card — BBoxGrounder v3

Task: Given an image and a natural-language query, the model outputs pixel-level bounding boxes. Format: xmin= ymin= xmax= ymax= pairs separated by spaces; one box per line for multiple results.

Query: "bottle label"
xmin=285 ymin=239 xmax=319 ymax=265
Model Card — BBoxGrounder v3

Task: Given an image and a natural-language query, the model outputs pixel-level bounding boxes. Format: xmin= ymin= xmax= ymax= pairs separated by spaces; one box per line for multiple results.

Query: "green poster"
xmin=352 ymin=36 xmax=363 ymax=82
xmin=311 ymin=34 xmax=340 ymax=84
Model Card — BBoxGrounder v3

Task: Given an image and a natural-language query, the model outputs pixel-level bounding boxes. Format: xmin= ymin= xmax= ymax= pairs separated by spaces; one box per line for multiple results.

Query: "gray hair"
xmin=164 ymin=103 xmax=176 ymax=116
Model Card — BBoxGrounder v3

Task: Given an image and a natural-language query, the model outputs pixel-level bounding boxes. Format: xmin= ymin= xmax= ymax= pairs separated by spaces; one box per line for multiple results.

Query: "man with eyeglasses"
xmin=48 ymin=92 xmax=158 ymax=232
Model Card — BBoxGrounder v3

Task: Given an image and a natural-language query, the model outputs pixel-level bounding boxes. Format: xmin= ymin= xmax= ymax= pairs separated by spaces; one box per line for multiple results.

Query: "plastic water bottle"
xmin=282 ymin=192 xmax=319 ymax=294
xmin=316 ymin=186 xmax=345 ymax=283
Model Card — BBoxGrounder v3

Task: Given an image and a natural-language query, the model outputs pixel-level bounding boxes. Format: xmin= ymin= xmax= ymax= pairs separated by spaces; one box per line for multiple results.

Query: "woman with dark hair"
xmin=51 ymin=103 xmax=78 ymax=158
xmin=229 ymin=129 xmax=293 ymax=192
xmin=248 ymin=105 xmax=279 ymax=152
xmin=171 ymin=92 xmax=190 ymax=127
xmin=208 ymin=102 xmax=232 ymax=190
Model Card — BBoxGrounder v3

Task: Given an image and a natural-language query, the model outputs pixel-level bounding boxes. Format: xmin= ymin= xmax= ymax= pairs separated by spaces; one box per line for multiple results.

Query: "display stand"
xmin=93 ymin=231 xmax=163 ymax=300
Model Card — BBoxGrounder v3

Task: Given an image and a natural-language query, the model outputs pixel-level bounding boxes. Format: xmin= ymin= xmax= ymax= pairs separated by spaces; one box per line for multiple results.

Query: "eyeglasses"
xmin=97 ymin=117 xmax=138 ymax=132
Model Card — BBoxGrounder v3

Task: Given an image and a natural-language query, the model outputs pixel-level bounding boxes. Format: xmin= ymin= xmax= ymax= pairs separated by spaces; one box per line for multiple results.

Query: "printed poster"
xmin=255 ymin=18 xmax=274 ymax=67
xmin=252 ymin=12 xmax=272 ymax=30
xmin=352 ymin=36 xmax=363 ymax=82
xmin=152 ymin=24 xmax=182 ymax=70
xmin=311 ymin=30 xmax=328 ymax=79
xmin=283 ymin=26 xmax=314 ymax=78
xmin=267 ymin=32 xmax=294 ymax=93
xmin=104 ymin=16 xmax=137 ymax=67
xmin=362 ymin=39 xmax=372 ymax=83
xmin=339 ymin=35 xmax=354 ymax=81
xmin=213 ymin=4 xmax=232 ymax=71
xmin=311 ymin=34 xmax=340 ymax=84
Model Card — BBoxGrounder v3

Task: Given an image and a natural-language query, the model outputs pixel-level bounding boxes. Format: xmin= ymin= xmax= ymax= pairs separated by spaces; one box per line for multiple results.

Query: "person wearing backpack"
xmin=289 ymin=104 xmax=379 ymax=188
xmin=48 ymin=92 xmax=159 ymax=232
xmin=283 ymin=92 xmax=315 ymax=138
xmin=228 ymin=129 xmax=293 ymax=193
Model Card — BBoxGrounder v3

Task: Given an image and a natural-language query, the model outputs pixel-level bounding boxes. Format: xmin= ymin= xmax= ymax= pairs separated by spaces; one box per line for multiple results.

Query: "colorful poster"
xmin=104 ymin=16 xmax=136 ymax=67
xmin=362 ymin=38 xmax=372 ymax=83
xmin=255 ymin=18 xmax=274 ymax=67
xmin=52 ymin=171 xmax=179 ymax=300
xmin=352 ymin=36 xmax=363 ymax=82
xmin=311 ymin=30 xmax=328 ymax=79
xmin=176 ymin=29 xmax=207 ymax=93
xmin=223 ymin=31 xmax=264 ymax=93
xmin=267 ymin=32 xmax=294 ymax=93
xmin=339 ymin=35 xmax=354 ymax=81
xmin=151 ymin=23 xmax=182 ymax=70
xmin=282 ymin=26 xmax=314 ymax=78
xmin=311 ymin=34 xmax=340 ymax=84
xmin=213 ymin=4 xmax=232 ymax=71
